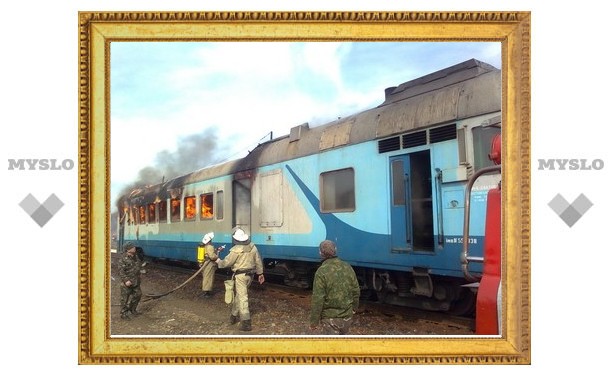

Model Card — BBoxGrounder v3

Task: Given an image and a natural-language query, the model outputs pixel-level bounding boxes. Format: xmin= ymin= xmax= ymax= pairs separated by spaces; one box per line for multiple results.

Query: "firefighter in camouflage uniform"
xmin=309 ymin=240 xmax=360 ymax=335
xmin=118 ymin=241 xmax=143 ymax=320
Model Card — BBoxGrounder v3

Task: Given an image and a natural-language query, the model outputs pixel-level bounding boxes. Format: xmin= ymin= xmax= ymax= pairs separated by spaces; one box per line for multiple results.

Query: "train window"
xmin=158 ymin=200 xmax=167 ymax=223
xmin=184 ymin=196 xmax=196 ymax=221
xmin=121 ymin=207 xmax=129 ymax=225
xmin=128 ymin=207 xmax=135 ymax=225
xmin=131 ymin=206 xmax=138 ymax=224
xmin=472 ymin=126 xmax=501 ymax=171
xmin=138 ymin=206 xmax=146 ymax=224
xmin=170 ymin=198 xmax=181 ymax=222
xmin=147 ymin=203 xmax=156 ymax=223
xmin=320 ymin=168 xmax=355 ymax=212
xmin=200 ymin=193 xmax=214 ymax=220
xmin=216 ymin=190 xmax=224 ymax=220
xmin=391 ymin=160 xmax=406 ymax=206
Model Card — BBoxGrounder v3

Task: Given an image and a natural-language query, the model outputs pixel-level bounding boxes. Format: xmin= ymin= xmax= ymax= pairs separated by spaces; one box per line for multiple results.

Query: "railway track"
xmin=145 ymin=259 xmax=475 ymax=334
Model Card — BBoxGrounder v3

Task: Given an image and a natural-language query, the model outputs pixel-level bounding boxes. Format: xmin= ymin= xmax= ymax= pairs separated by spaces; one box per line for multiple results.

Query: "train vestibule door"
xmin=390 ymin=151 xmax=434 ymax=253
xmin=232 ymin=177 xmax=252 ymax=236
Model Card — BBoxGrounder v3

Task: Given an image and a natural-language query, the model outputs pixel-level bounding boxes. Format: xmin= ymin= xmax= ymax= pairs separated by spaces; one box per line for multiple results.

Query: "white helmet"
xmin=202 ymin=232 xmax=214 ymax=244
xmin=232 ymin=228 xmax=249 ymax=242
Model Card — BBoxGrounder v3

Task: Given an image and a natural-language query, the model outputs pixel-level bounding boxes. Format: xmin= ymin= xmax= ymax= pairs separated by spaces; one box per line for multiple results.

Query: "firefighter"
xmin=213 ymin=228 xmax=265 ymax=331
xmin=199 ymin=232 xmax=224 ymax=298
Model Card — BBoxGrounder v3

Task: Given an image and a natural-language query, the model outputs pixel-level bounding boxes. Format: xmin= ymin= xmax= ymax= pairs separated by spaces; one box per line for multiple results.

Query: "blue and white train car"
xmin=117 ymin=58 xmax=502 ymax=314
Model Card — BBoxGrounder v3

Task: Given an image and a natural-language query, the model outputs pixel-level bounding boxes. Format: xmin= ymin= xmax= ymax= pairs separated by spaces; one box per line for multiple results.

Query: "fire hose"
xmin=141 ymin=261 xmax=209 ymax=302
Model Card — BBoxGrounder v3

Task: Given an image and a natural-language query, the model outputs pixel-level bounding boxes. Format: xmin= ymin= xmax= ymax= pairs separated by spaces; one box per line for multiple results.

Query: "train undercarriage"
xmin=263 ymin=259 xmax=476 ymax=316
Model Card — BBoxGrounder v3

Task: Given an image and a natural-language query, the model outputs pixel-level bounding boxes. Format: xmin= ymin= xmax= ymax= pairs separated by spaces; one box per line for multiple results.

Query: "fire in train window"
xmin=216 ymin=190 xmax=224 ymax=220
xmin=184 ymin=196 xmax=196 ymax=221
xmin=158 ymin=200 xmax=167 ymax=223
xmin=320 ymin=168 xmax=355 ymax=213
xmin=147 ymin=203 xmax=156 ymax=223
xmin=200 ymin=193 xmax=214 ymax=220
xmin=138 ymin=206 xmax=146 ymax=224
xmin=170 ymin=198 xmax=181 ymax=222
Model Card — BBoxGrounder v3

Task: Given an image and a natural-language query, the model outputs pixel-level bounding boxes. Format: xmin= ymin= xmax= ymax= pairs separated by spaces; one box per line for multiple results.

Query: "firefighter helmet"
xmin=202 ymin=232 xmax=214 ymax=244
xmin=232 ymin=228 xmax=249 ymax=242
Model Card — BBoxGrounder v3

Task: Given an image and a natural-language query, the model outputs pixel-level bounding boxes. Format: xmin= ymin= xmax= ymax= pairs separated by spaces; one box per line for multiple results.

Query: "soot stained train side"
xmin=117 ymin=59 xmax=502 ymax=320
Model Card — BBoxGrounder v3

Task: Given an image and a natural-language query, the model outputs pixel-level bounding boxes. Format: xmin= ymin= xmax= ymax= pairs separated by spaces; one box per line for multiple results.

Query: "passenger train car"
xmin=116 ymin=58 xmax=502 ymax=321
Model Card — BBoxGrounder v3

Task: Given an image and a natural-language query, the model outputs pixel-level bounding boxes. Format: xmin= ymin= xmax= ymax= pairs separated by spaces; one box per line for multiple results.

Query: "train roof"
xmin=380 ymin=58 xmax=499 ymax=106
xmin=124 ymin=58 xmax=501 ymax=204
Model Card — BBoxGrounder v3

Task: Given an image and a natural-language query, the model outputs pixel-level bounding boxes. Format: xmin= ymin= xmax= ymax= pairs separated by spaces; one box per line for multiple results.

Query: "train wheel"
xmin=447 ymin=289 xmax=476 ymax=316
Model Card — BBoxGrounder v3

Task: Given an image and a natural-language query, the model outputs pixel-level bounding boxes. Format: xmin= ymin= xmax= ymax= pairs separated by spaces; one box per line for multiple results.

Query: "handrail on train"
xmin=461 ymin=165 xmax=501 ymax=282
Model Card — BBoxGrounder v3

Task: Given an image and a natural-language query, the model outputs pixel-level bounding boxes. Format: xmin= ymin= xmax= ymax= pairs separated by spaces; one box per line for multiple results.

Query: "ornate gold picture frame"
xmin=78 ymin=11 xmax=530 ymax=364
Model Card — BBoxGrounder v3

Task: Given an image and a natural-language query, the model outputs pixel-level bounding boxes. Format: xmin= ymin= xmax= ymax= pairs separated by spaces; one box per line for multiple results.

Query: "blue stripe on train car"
xmin=124 ymin=234 xmax=483 ymax=278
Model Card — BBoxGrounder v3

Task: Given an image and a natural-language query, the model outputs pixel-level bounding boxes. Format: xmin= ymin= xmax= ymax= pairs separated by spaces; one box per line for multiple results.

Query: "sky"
xmin=110 ymin=41 xmax=501 ymax=208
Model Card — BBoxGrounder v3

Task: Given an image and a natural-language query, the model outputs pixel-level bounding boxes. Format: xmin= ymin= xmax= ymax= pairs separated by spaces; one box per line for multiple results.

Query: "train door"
xmin=232 ymin=176 xmax=252 ymax=236
xmin=390 ymin=150 xmax=434 ymax=253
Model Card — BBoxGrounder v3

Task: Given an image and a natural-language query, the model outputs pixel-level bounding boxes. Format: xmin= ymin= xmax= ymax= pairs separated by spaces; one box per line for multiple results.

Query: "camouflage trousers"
xmin=120 ymin=284 xmax=142 ymax=314
xmin=230 ymin=273 xmax=253 ymax=321
xmin=321 ymin=317 xmax=353 ymax=335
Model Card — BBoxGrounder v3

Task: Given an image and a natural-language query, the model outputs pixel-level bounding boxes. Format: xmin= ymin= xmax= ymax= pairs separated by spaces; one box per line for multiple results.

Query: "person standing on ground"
xmin=213 ymin=228 xmax=265 ymax=331
xmin=309 ymin=240 xmax=360 ymax=335
xmin=118 ymin=241 xmax=143 ymax=320
xmin=199 ymin=232 xmax=225 ymax=298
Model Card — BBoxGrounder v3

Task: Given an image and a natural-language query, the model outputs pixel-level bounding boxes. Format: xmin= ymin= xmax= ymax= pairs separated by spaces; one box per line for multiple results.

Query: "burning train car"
xmin=116 ymin=59 xmax=502 ymax=326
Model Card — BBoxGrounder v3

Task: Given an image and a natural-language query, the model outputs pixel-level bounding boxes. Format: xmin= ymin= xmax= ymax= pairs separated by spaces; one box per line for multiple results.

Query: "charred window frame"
xmin=216 ymin=190 xmax=224 ymax=220
xmin=200 ymin=193 xmax=214 ymax=220
xmin=170 ymin=198 xmax=181 ymax=222
xmin=129 ymin=206 xmax=136 ymax=225
xmin=158 ymin=200 xmax=167 ymax=223
xmin=184 ymin=196 xmax=196 ymax=221
xmin=320 ymin=168 xmax=356 ymax=213
xmin=121 ymin=207 xmax=129 ymax=225
xmin=131 ymin=206 xmax=139 ymax=224
xmin=138 ymin=206 xmax=146 ymax=224
xmin=147 ymin=203 xmax=156 ymax=224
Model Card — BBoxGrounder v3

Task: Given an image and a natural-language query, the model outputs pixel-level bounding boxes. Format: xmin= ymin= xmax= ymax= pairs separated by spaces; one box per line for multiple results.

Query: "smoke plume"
xmin=115 ymin=128 xmax=220 ymax=208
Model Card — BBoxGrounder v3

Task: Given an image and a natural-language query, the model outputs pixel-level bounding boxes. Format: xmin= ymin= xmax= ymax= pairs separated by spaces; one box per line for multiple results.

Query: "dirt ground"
xmin=110 ymin=252 xmax=474 ymax=336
